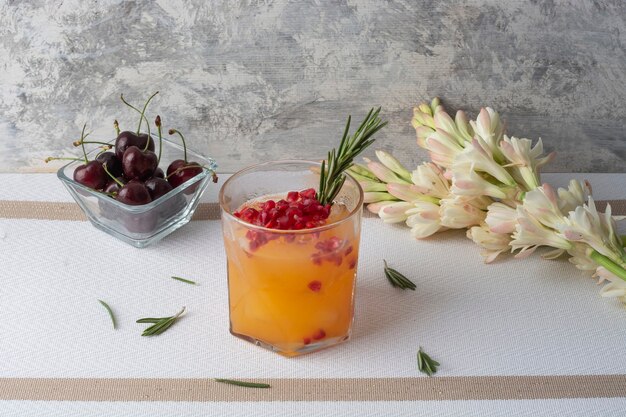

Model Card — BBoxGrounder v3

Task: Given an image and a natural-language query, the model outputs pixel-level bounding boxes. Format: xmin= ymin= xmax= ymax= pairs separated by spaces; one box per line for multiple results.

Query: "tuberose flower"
xmin=406 ymin=201 xmax=445 ymax=238
xmin=440 ymin=197 xmax=487 ymax=229
xmin=410 ymin=162 xmax=450 ymax=199
xmin=499 ymin=136 xmax=554 ymax=191
xmin=485 ymin=202 xmax=518 ymax=234
xmin=470 ymin=107 xmax=504 ymax=155
xmin=560 ymin=198 xmax=625 ymax=264
xmin=594 ymin=267 xmax=626 ymax=304
xmin=378 ymin=202 xmax=415 ymax=224
xmin=511 ymin=205 xmax=573 ymax=258
xmin=467 ymin=224 xmax=512 ymax=263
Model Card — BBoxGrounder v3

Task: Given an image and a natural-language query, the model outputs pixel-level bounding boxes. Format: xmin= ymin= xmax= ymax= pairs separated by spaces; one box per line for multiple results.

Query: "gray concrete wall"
xmin=1 ymin=0 xmax=624 ymax=173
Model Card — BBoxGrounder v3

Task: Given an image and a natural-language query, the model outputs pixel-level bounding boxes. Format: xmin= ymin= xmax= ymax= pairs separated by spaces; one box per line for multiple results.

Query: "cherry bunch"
xmin=47 ymin=92 xmax=215 ymax=205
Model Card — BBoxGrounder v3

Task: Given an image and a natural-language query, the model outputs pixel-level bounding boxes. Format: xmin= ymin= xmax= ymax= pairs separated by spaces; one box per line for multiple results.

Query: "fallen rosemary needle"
xmin=98 ymin=299 xmax=116 ymax=329
xmin=215 ymin=379 xmax=271 ymax=389
xmin=137 ymin=306 xmax=186 ymax=336
xmin=383 ymin=260 xmax=416 ymax=290
xmin=417 ymin=346 xmax=440 ymax=377
xmin=171 ymin=276 xmax=197 ymax=285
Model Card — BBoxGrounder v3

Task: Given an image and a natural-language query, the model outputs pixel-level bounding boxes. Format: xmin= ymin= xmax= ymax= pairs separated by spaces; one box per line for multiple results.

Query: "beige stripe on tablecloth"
xmin=0 ymin=200 xmax=624 ymax=221
xmin=0 ymin=375 xmax=624 ymax=402
xmin=0 ymin=201 xmax=221 ymax=221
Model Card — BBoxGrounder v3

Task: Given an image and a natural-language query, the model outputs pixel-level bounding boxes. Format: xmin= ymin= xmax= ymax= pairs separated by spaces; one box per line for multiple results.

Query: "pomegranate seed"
xmin=345 ymin=246 xmax=353 ymax=255
xmin=287 ymin=191 xmax=299 ymax=202
xmin=349 ymin=258 xmax=356 ymax=269
xmin=311 ymin=254 xmax=322 ymax=265
xmin=303 ymin=337 xmax=311 ymax=345
xmin=308 ymin=280 xmax=322 ymax=292
xmin=277 ymin=216 xmax=290 ymax=229
xmin=312 ymin=329 xmax=326 ymax=340
xmin=276 ymin=200 xmax=289 ymax=211
xmin=300 ymin=188 xmax=316 ymax=199
xmin=263 ymin=200 xmax=276 ymax=210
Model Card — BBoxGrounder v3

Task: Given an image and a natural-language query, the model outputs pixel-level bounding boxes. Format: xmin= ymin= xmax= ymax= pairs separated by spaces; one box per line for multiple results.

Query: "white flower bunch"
xmin=353 ymin=98 xmax=626 ymax=304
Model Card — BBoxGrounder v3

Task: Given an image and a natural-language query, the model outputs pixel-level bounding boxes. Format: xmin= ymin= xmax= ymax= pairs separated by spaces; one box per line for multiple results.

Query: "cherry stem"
xmin=73 ymin=140 xmax=112 ymax=148
xmin=45 ymin=157 xmax=83 ymax=163
xmin=114 ymin=120 xmax=120 ymax=136
xmin=79 ymin=123 xmax=89 ymax=164
xmin=120 ymin=94 xmax=152 ymax=139
xmin=94 ymin=146 xmax=111 ymax=159
xmin=102 ymin=162 xmax=124 ymax=187
xmin=169 ymin=129 xmax=188 ymax=163
xmin=137 ymin=91 xmax=159 ymax=140
xmin=155 ymin=115 xmax=163 ymax=165
xmin=165 ymin=164 xmax=210 ymax=180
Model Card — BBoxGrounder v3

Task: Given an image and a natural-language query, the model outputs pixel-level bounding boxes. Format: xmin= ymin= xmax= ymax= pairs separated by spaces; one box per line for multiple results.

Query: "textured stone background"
xmin=0 ymin=0 xmax=624 ymax=173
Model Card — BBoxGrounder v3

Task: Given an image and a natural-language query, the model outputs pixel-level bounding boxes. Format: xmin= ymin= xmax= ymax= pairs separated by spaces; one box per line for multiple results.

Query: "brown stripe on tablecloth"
xmin=0 ymin=375 xmax=624 ymax=402
xmin=0 ymin=201 xmax=221 ymax=221
xmin=0 ymin=200 xmax=624 ymax=221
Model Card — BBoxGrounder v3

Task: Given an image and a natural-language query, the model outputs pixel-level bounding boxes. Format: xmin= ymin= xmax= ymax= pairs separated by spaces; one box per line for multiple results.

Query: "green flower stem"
xmin=621 ymin=235 xmax=626 ymax=247
xmin=416 ymin=195 xmax=441 ymax=205
xmin=591 ymin=250 xmax=626 ymax=282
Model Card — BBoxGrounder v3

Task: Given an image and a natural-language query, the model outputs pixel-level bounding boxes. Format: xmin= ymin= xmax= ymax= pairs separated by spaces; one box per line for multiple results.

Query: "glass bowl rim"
xmin=56 ymin=135 xmax=214 ymax=213
xmin=219 ymin=159 xmax=364 ymax=234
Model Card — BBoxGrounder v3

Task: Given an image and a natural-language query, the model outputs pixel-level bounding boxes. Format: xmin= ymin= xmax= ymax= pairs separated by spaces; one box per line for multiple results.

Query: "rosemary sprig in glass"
xmin=137 ymin=306 xmax=186 ymax=336
xmin=317 ymin=107 xmax=387 ymax=206
xmin=417 ymin=346 xmax=440 ymax=377
xmin=214 ymin=378 xmax=271 ymax=389
xmin=383 ymin=260 xmax=416 ymax=290
xmin=98 ymin=299 xmax=116 ymax=329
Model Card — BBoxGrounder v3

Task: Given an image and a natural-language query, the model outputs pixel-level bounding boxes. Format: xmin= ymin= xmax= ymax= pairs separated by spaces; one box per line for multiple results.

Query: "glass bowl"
xmin=57 ymin=136 xmax=216 ymax=248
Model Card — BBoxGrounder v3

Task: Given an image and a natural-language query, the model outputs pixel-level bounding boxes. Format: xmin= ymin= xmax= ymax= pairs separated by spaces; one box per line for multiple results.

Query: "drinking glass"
xmin=219 ymin=160 xmax=363 ymax=356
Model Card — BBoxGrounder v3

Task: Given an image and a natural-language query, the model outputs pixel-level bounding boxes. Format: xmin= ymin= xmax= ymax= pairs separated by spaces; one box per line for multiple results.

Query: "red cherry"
xmin=114 ymin=131 xmax=155 ymax=160
xmin=122 ymin=146 xmax=158 ymax=180
xmin=154 ymin=167 xmax=165 ymax=179
xmin=73 ymin=161 xmax=107 ymax=190
xmin=104 ymin=176 xmax=126 ymax=194
xmin=166 ymin=159 xmax=203 ymax=188
xmin=95 ymin=152 xmax=123 ymax=178
xmin=144 ymin=177 xmax=173 ymax=200
xmin=116 ymin=180 xmax=152 ymax=205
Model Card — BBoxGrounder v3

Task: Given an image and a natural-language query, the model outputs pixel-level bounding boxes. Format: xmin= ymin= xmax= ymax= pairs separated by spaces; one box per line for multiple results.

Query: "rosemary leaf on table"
xmin=215 ymin=379 xmax=271 ymax=389
xmin=137 ymin=307 xmax=186 ymax=336
xmin=417 ymin=346 xmax=440 ymax=377
xmin=383 ymin=260 xmax=416 ymax=290
xmin=317 ymin=107 xmax=387 ymax=206
xmin=98 ymin=299 xmax=116 ymax=329
xmin=171 ymin=276 xmax=197 ymax=285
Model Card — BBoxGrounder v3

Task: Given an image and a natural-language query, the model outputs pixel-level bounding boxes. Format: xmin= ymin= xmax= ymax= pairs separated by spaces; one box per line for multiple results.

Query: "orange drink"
xmin=220 ymin=161 xmax=363 ymax=356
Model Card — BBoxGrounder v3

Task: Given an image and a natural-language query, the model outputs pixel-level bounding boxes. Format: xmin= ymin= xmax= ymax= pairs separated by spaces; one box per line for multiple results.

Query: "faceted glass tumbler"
xmin=219 ymin=160 xmax=364 ymax=356
xmin=57 ymin=136 xmax=215 ymax=248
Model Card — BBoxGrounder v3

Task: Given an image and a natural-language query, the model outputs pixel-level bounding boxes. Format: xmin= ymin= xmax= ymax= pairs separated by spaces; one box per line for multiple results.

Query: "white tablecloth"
xmin=1 ymin=173 xmax=625 ymax=416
